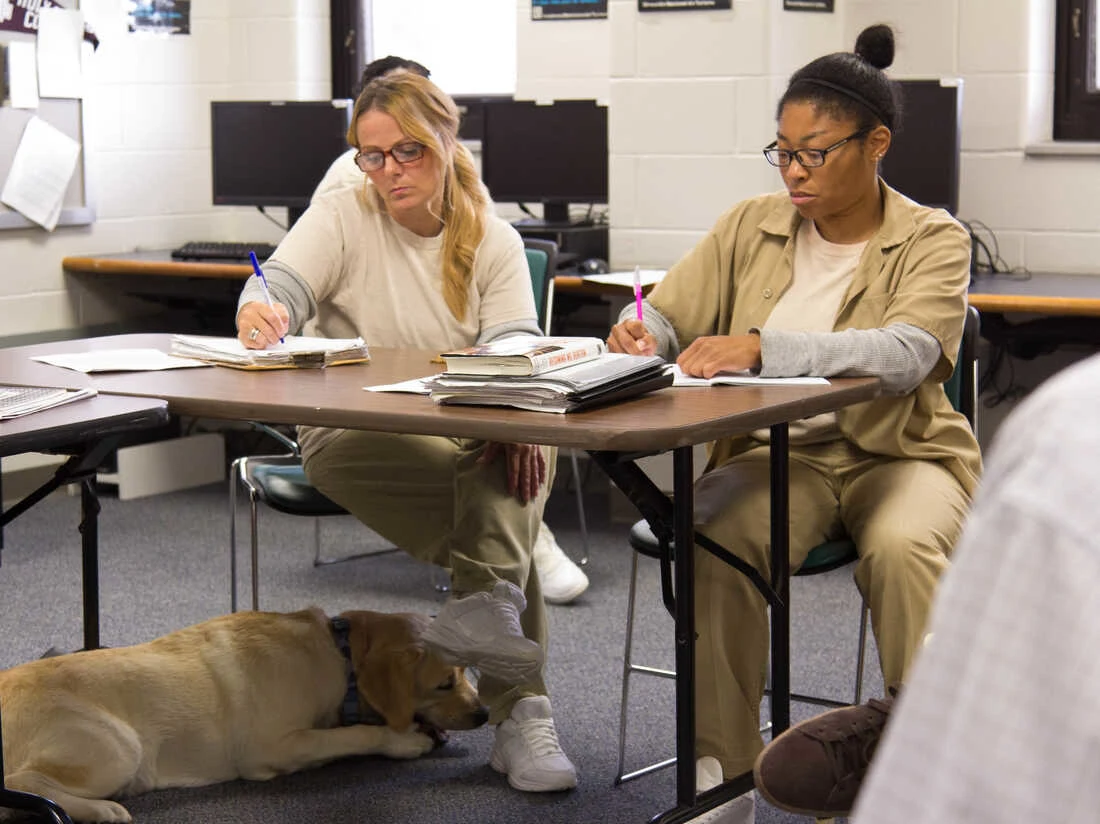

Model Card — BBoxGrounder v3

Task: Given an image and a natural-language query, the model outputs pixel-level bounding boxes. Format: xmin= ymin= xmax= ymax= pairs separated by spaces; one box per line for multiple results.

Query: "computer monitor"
xmin=480 ymin=99 xmax=608 ymax=226
xmin=210 ymin=100 xmax=353 ymax=226
xmin=880 ymin=79 xmax=962 ymax=215
xmin=452 ymin=94 xmax=512 ymax=142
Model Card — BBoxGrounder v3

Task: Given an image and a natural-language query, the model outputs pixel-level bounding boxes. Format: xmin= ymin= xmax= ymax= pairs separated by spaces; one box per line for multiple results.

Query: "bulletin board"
xmin=0 ymin=98 xmax=93 ymax=229
xmin=0 ymin=12 xmax=94 ymax=231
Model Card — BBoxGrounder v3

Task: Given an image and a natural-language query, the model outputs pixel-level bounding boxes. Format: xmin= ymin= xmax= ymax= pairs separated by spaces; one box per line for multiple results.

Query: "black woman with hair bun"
xmin=606 ymin=24 xmax=980 ymax=824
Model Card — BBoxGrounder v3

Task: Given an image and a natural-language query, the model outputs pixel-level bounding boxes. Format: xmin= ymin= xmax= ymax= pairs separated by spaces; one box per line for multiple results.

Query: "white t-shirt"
xmin=754 ymin=220 xmax=866 ymax=442
xmin=312 ymin=148 xmax=361 ymax=200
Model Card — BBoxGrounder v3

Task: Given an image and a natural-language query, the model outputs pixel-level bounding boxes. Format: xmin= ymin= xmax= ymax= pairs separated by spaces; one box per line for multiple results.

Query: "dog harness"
xmin=329 ymin=616 xmax=385 ymax=727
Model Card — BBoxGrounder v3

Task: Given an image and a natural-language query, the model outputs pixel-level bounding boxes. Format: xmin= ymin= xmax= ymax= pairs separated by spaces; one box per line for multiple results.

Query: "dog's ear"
xmin=355 ymin=642 xmax=420 ymax=731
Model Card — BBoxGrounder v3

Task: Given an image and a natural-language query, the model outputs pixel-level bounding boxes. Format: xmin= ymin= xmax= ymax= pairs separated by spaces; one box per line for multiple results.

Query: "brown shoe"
xmin=752 ymin=693 xmax=894 ymax=817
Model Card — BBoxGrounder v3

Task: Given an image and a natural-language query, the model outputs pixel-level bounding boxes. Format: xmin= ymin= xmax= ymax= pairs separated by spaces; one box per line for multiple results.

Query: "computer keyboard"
xmin=170 ymin=241 xmax=279 ymax=262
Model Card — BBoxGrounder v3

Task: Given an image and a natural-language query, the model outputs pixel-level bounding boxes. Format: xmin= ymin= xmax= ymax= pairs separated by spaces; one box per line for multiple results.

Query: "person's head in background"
xmin=769 ymin=24 xmax=903 ymax=243
xmin=348 ymin=70 xmax=488 ymax=319
xmin=358 ymin=55 xmax=430 ymax=94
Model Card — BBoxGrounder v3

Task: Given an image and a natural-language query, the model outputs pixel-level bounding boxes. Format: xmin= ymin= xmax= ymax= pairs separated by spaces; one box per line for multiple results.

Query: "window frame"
xmin=1054 ymin=0 xmax=1100 ymax=140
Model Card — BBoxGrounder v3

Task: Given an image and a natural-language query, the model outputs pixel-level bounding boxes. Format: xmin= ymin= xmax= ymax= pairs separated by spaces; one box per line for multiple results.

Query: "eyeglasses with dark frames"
xmin=354 ymin=141 xmax=426 ymax=172
xmin=762 ymin=129 xmax=870 ymax=168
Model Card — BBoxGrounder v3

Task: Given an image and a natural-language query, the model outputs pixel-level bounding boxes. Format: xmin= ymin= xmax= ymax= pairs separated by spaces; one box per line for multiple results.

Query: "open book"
xmin=440 ymin=336 xmax=607 ymax=376
xmin=170 ymin=335 xmax=369 ymax=370
xmin=0 ymin=385 xmax=98 ymax=420
xmin=430 ymin=353 xmax=671 ymax=413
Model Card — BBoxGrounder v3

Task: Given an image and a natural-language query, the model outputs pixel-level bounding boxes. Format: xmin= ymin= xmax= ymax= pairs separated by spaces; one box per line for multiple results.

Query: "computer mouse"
xmin=579 ymin=258 xmax=610 ymax=275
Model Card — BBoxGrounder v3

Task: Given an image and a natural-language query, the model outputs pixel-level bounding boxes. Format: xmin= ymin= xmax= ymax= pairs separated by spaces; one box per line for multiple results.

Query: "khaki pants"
xmin=302 ymin=429 xmax=555 ymax=723
xmin=691 ymin=439 xmax=970 ymax=778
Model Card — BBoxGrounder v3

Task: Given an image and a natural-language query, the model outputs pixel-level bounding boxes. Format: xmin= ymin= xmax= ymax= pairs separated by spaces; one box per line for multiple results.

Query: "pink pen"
xmin=633 ymin=266 xmax=643 ymax=321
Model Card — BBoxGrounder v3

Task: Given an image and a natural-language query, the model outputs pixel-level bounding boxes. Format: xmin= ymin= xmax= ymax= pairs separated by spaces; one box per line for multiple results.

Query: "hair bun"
xmin=854 ymin=24 xmax=895 ymax=71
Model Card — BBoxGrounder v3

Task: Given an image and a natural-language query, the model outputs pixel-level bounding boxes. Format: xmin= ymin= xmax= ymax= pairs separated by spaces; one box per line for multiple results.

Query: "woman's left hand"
xmin=677 ymin=333 xmax=762 ymax=378
xmin=479 ymin=442 xmax=547 ymax=504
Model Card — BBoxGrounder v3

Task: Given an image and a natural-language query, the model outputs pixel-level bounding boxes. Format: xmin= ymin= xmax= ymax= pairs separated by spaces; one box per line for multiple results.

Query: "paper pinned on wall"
xmin=6 ymin=41 xmax=40 ymax=109
xmin=0 ymin=116 xmax=81 ymax=231
xmin=36 ymin=7 xmax=84 ymax=99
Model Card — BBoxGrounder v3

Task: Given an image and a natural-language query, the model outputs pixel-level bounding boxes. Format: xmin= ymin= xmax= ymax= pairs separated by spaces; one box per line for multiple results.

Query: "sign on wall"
xmin=532 ymin=0 xmax=608 ymax=20
xmin=782 ymin=0 xmax=834 ymax=11
xmin=639 ymin=0 xmax=731 ymax=10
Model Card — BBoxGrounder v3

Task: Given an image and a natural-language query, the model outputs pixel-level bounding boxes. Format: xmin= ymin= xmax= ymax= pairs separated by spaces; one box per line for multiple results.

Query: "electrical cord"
xmin=256 ymin=206 xmax=289 ymax=232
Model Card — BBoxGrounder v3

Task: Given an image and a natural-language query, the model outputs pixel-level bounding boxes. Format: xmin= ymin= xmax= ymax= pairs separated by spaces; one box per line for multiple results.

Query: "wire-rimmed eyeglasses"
xmin=762 ymin=129 xmax=870 ymax=168
xmin=354 ymin=141 xmax=426 ymax=172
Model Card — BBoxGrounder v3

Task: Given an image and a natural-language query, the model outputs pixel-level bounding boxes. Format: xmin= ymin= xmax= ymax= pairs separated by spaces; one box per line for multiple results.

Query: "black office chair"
xmin=614 ymin=306 xmax=981 ymax=784
xmin=523 ymin=237 xmax=590 ymax=565
xmin=228 ymin=423 xmax=407 ymax=612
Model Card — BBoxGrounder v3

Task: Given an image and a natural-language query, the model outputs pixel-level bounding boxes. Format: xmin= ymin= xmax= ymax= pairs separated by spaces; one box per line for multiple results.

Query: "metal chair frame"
xmin=228 ymin=423 xmax=410 ymax=612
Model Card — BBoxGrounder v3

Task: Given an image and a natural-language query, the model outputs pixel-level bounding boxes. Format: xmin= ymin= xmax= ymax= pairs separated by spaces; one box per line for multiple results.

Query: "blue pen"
xmin=249 ymin=250 xmax=284 ymax=343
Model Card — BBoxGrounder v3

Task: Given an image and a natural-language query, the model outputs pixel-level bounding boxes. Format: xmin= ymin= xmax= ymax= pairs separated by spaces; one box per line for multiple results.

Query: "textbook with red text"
xmin=440 ymin=336 xmax=607 ymax=377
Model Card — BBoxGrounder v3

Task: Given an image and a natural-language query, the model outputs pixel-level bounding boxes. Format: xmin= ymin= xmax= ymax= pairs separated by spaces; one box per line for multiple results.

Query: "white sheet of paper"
xmin=0 ymin=116 xmax=81 ymax=230
xmin=6 ymin=41 xmax=40 ymax=109
xmin=36 ymin=7 xmax=84 ymax=99
xmin=671 ymin=365 xmax=829 ymax=387
xmin=31 ymin=349 xmax=211 ymax=373
xmin=582 ymin=269 xmax=666 ymax=288
xmin=364 ymin=377 xmax=435 ymax=394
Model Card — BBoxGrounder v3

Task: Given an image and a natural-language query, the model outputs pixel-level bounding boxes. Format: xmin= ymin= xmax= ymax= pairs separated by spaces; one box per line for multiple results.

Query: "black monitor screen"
xmin=880 ymin=80 xmax=962 ymax=215
xmin=210 ymin=100 xmax=352 ymax=211
xmin=481 ymin=99 xmax=608 ymax=224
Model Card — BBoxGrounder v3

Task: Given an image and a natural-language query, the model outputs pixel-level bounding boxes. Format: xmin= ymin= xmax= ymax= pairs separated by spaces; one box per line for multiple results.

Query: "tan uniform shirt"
xmin=647 ymin=182 xmax=982 ymax=495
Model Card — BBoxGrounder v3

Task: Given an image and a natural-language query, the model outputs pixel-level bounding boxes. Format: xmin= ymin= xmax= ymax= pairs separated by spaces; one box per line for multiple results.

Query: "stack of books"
xmin=170 ymin=335 xmax=369 ymax=370
xmin=430 ymin=336 xmax=671 ymax=413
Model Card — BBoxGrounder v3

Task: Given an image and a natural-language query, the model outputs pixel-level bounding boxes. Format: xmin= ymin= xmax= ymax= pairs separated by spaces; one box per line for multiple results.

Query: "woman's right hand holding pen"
xmin=237 ymin=300 xmax=290 ymax=349
xmin=606 ymin=319 xmax=657 ymax=356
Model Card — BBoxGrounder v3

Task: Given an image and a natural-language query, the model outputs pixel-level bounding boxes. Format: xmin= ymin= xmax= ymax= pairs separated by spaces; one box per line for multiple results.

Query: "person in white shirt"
xmin=313 ymin=55 xmax=589 ymax=606
xmin=236 ymin=70 xmax=576 ymax=794
xmin=757 ymin=351 xmax=1100 ymax=824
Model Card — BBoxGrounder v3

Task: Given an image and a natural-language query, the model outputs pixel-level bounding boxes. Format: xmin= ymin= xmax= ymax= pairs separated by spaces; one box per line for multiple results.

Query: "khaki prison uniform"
xmin=240 ymin=187 xmax=551 ymax=722
xmin=646 ymin=182 xmax=983 ymax=777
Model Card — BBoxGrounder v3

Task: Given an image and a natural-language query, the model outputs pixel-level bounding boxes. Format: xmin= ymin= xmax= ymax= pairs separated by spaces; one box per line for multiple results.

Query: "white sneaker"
xmin=692 ymin=757 xmax=755 ymax=824
xmin=489 ymin=696 xmax=578 ymax=792
xmin=533 ymin=522 xmax=589 ymax=605
xmin=422 ymin=580 xmax=544 ymax=683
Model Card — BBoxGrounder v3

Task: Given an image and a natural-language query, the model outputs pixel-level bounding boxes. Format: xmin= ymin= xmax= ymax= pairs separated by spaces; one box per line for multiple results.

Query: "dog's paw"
xmin=380 ymin=725 xmax=435 ymax=760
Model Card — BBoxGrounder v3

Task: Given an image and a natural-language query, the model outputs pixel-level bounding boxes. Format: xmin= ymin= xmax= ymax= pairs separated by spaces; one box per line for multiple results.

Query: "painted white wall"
xmin=0 ymin=0 xmax=1094 ymax=440
xmin=0 ymin=0 xmax=330 ymax=339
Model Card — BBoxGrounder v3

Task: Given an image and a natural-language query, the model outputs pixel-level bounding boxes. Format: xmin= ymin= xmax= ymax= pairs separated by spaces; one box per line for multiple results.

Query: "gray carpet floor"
xmin=1 ymin=473 xmax=882 ymax=823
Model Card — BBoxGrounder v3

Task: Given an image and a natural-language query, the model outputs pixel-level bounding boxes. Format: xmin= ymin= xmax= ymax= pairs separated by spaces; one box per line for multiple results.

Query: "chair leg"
xmin=615 ymin=550 xmax=676 ymax=785
xmin=853 ymin=599 xmax=869 ymax=705
xmin=249 ymin=487 xmax=261 ymax=612
xmin=615 ymin=550 xmax=641 ymax=785
xmin=569 ymin=449 xmax=590 ymax=566
xmin=228 ymin=456 xmax=244 ymax=613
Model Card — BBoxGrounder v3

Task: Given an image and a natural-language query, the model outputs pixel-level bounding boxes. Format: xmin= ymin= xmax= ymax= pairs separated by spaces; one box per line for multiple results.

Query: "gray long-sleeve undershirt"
xmin=617 ymin=301 xmax=942 ymax=396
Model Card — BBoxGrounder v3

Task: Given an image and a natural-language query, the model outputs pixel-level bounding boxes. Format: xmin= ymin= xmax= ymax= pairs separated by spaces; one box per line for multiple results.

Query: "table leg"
xmin=79 ymin=478 xmax=101 ymax=651
xmin=1 ymin=438 xmax=118 ymax=651
xmin=769 ymin=422 xmax=791 ymax=736
xmin=671 ymin=445 xmax=696 ymax=808
xmin=588 ymin=434 xmax=791 ymax=824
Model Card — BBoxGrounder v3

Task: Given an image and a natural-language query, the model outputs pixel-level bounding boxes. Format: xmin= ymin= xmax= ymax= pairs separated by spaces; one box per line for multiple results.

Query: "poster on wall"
xmin=532 ymin=0 xmax=608 ymax=20
xmin=127 ymin=0 xmax=191 ymax=35
xmin=782 ymin=0 xmax=834 ymax=11
xmin=0 ymin=0 xmax=100 ymax=48
xmin=639 ymin=0 xmax=731 ymax=11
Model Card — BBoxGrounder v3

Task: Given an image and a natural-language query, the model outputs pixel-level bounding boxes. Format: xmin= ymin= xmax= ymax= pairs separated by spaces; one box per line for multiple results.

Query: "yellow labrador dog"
xmin=0 ymin=608 xmax=487 ymax=823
